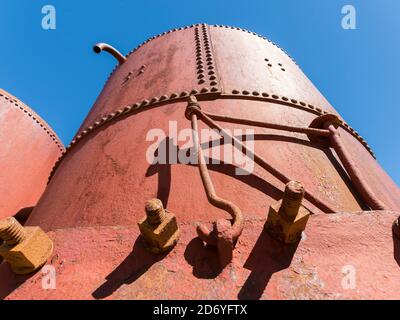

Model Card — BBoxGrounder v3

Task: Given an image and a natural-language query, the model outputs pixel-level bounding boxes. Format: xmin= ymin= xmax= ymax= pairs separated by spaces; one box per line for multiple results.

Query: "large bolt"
xmin=138 ymin=199 xmax=180 ymax=254
xmin=0 ymin=217 xmax=26 ymax=246
xmin=145 ymin=199 xmax=167 ymax=226
xmin=265 ymin=180 xmax=310 ymax=243
xmin=281 ymin=181 xmax=305 ymax=218
xmin=0 ymin=217 xmax=53 ymax=274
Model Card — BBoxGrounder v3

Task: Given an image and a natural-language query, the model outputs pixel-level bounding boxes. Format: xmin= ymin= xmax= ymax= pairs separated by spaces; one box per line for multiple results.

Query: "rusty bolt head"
xmin=0 ymin=218 xmax=53 ymax=275
xmin=139 ymin=199 xmax=180 ymax=254
xmin=264 ymin=181 xmax=310 ymax=244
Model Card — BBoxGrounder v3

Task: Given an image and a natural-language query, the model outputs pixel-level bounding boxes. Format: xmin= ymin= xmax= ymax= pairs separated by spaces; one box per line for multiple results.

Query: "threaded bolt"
xmin=0 ymin=217 xmax=27 ymax=246
xmin=145 ymin=199 xmax=167 ymax=226
xmin=281 ymin=181 xmax=305 ymax=217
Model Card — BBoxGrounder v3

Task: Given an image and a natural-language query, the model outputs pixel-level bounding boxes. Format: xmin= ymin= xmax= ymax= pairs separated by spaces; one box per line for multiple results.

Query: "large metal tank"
xmin=1 ymin=24 xmax=399 ymax=300
xmin=0 ymin=88 xmax=64 ymax=221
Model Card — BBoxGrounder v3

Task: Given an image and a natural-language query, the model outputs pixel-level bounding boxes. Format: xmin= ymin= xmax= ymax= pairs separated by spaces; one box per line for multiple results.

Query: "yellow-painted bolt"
xmin=0 ymin=217 xmax=53 ymax=275
xmin=265 ymin=181 xmax=311 ymax=243
xmin=138 ymin=198 xmax=180 ymax=254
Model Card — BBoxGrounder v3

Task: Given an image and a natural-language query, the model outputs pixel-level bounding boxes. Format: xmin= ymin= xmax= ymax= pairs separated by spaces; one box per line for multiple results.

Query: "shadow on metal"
xmin=238 ymin=229 xmax=299 ymax=300
xmin=0 ymin=262 xmax=38 ymax=300
xmin=14 ymin=207 xmax=35 ymax=226
xmin=184 ymin=237 xmax=224 ymax=279
xmin=92 ymin=236 xmax=169 ymax=300
xmin=393 ymin=231 xmax=400 ymax=268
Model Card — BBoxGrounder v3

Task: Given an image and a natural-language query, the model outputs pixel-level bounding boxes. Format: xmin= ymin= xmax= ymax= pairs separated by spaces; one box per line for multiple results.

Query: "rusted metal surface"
xmin=1 ymin=210 xmax=399 ymax=299
xmin=0 ymin=88 xmax=63 ymax=221
xmin=2 ymin=24 xmax=400 ymax=299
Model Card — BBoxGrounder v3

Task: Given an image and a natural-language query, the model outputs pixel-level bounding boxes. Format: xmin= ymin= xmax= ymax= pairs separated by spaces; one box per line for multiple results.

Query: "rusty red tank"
xmin=0 ymin=88 xmax=64 ymax=222
xmin=1 ymin=24 xmax=399 ymax=300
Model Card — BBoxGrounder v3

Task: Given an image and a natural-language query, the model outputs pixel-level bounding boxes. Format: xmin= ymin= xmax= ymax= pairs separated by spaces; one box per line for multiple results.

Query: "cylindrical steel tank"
xmin=0 ymin=88 xmax=64 ymax=221
xmin=1 ymin=24 xmax=399 ymax=300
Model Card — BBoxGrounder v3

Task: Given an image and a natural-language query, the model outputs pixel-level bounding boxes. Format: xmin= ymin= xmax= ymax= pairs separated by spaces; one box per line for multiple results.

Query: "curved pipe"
xmin=325 ymin=123 xmax=387 ymax=210
xmin=190 ymin=112 xmax=244 ymax=246
xmin=93 ymin=43 xmax=126 ymax=65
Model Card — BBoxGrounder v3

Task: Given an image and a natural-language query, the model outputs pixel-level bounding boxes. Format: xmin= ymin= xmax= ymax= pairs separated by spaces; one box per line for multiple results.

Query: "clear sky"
xmin=0 ymin=0 xmax=399 ymax=185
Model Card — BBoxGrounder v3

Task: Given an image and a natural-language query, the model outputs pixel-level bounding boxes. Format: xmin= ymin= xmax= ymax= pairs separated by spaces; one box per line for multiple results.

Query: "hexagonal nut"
xmin=138 ymin=211 xmax=180 ymax=254
xmin=264 ymin=200 xmax=310 ymax=244
xmin=0 ymin=227 xmax=53 ymax=275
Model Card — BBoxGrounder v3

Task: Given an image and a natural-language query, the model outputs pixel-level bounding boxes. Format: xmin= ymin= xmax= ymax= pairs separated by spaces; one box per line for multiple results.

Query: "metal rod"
xmin=203 ymin=111 xmax=331 ymax=137
xmin=325 ymin=123 xmax=387 ymax=210
xmin=194 ymin=108 xmax=336 ymax=213
xmin=190 ymin=113 xmax=244 ymax=245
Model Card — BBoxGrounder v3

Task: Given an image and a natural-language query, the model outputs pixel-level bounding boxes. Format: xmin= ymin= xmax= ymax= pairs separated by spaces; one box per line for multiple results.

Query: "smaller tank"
xmin=0 ymin=88 xmax=64 ymax=221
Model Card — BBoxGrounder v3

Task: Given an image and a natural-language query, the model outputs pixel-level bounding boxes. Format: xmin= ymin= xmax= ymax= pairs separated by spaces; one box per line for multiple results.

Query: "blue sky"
xmin=0 ymin=0 xmax=399 ymax=185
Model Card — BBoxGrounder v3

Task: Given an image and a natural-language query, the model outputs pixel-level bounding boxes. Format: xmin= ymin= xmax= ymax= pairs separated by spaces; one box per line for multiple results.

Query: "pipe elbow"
xmin=93 ymin=42 xmax=126 ymax=65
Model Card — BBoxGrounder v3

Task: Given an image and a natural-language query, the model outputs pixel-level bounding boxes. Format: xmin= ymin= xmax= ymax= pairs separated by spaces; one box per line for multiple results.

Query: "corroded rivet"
xmin=282 ymin=97 xmax=289 ymax=101
xmin=272 ymin=95 xmax=279 ymax=99
xmin=232 ymin=89 xmax=240 ymax=94
xmin=150 ymin=97 xmax=159 ymax=103
xmin=198 ymin=79 xmax=206 ymax=84
xmin=291 ymin=99 xmax=298 ymax=104
xmin=190 ymin=89 xmax=199 ymax=95
xmin=200 ymin=87 xmax=209 ymax=93
xmin=262 ymin=92 xmax=269 ymax=97
xmin=141 ymin=100 xmax=149 ymax=106
xmin=170 ymin=93 xmax=178 ymax=99
xmin=180 ymin=91 xmax=189 ymax=97
xmin=159 ymin=95 xmax=168 ymax=101
xmin=252 ymin=91 xmax=260 ymax=96
xmin=299 ymin=101 xmax=306 ymax=106
xmin=210 ymin=81 xmax=218 ymax=86
xmin=211 ymin=87 xmax=218 ymax=92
